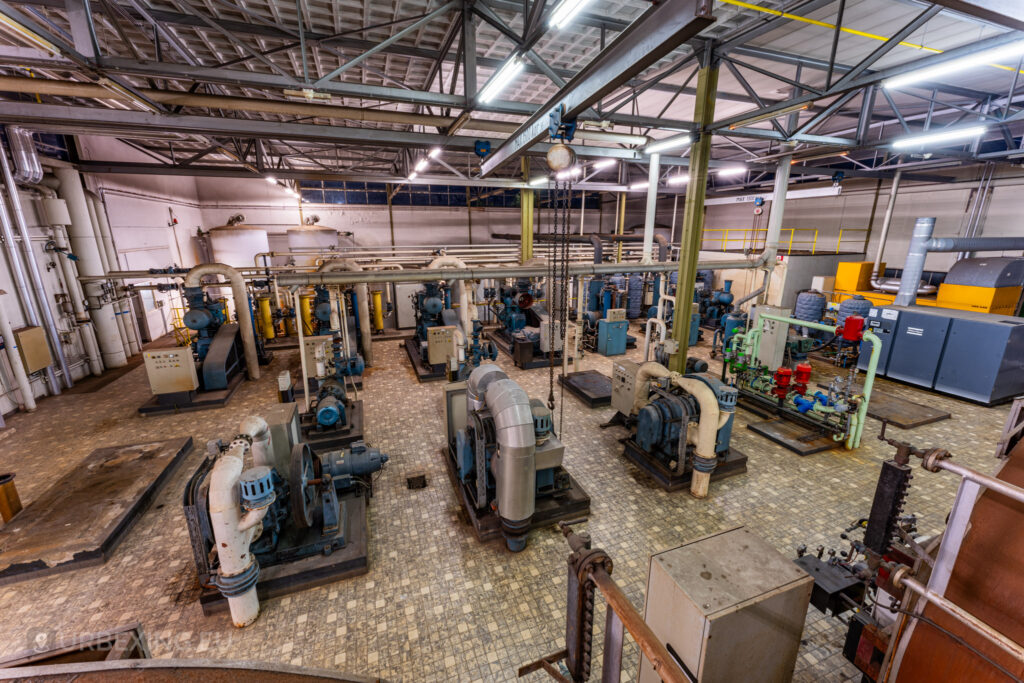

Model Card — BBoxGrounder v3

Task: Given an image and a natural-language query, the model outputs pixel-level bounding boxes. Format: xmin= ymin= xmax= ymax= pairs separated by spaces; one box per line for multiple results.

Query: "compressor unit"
xmin=443 ymin=364 xmax=590 ymax=551
xmin=404 ymin=281 xmax=496 ymax=381
xmin=486 ymin=279 xmax=566 ymax=369
xmin=611 ymin=360 xmax=747 ymax=494
xmin=183 ymin=411 xmax=388 ymax=626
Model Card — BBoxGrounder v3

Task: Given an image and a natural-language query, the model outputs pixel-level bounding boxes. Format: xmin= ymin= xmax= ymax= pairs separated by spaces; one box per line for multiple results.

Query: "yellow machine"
xmin=257 ymin=296 xmax=275 ymax=340
xmin=833 ymin=260 xmax=1023 ymax=315
xmin=371 ymin=290 xmax=384 ymax=332
xmin=299 ymin=293 xmax=314 ymax=335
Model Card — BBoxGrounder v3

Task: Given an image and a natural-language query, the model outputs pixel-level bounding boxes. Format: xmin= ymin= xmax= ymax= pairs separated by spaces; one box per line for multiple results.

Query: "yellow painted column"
xmin=669 ymin=63 xmax=719 ymax=374
xmin=520 ymin=157 xmax=534 ymax=263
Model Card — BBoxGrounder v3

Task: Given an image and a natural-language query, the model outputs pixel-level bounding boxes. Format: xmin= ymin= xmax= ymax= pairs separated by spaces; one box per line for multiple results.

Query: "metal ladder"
xmin=995 ymin=395 xmax=1024 ymax=459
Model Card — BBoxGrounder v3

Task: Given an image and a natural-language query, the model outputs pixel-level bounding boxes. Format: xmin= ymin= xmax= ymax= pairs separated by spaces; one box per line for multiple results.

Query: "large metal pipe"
xmin=87 ymin=192 xmax=140 ymax=356
xmin=895 ymin=217 xmax=1024 ymax=306
xmin=0 ymin=147 xmax=67 ymax=390
xmin=54 ymin=167 xmax=127 ymax=368
xmin=642 ymin=153 xmax=661 ymax=263
xmin=184 ymin=263 xmax=260 ymax=380
xmin=0 ymin=289 xmax=36 ymax=411
xmin=871 ymin=170 xmax=901 ymax=280
xmin=0 ymin=76 xmax=647 ymax=147
xmin=317 ymin=259 xmax=373 ymax=366
xmin=485 ymin=375 xmax=536 ymax=552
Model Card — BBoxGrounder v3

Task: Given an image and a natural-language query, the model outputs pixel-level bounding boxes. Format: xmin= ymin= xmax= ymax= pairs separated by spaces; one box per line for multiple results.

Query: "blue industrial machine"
xmin=697 ymin=279 xmax=735 ymax=329
xmin=443 ymin=366 xmax=590 ymax=551
xmin=404 ymin=281 xmax=495 ymax=381
xmin=580 ymin=276 xmax=636 ymax=355
xmin=615 ymin=362 xmax=747 ymax=492
xmin=183 ymin=423 xmax=388 ymax=615
xmin=486 ymin=279 xmax=565 ymax=369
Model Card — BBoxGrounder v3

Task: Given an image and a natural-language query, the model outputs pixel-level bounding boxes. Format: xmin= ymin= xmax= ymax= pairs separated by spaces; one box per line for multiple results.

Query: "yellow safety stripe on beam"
xmin=717 ymin=0 xmax=1023 ymax=73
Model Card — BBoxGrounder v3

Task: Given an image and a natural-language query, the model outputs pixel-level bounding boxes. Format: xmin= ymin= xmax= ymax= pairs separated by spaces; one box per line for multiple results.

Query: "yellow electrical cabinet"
xmin=834 ymin=261 xmax=882 ymax=293
xmin=13 ymin=326 xmax=52 ymax=374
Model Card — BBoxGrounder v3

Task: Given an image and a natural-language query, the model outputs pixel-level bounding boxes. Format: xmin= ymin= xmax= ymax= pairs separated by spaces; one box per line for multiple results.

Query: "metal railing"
xmin=701 ymin=227 xmax=869 ymax=255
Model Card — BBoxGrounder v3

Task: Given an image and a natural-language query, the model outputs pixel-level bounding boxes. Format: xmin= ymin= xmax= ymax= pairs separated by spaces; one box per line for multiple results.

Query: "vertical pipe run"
xmin=0 ymin=142 xmax=68 ymax=389
xmin=641 ymin=153 xmax=660 ymax=263
xmin=758 ymin=156 xmax=792 ymax=306
xmin=871 ymin=170 xmax=902 ymax=280
xmin=615 ymin=192 xmax=625 ymax=263
xmin=894 ymin=217 xmax=936 ymax=307
xmin=520 ymin=158 xmax=534 ymax=264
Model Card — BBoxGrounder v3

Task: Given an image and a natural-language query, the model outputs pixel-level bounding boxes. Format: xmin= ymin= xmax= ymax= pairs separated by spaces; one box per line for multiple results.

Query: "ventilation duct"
xmin=5 ymin=126 xmax=42 ymax=185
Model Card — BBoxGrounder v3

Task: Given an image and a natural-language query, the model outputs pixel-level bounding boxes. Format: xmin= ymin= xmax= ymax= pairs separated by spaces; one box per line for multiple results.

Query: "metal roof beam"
xmin=929 ymin=0 xmax=1024 ymax=31
xmin=479 ymin=0 xmax=715 ymax=176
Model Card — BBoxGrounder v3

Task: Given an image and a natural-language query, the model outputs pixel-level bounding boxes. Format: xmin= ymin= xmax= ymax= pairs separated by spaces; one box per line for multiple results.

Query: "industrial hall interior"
xmin=2 ymin=0 xmax=1024 ymax=680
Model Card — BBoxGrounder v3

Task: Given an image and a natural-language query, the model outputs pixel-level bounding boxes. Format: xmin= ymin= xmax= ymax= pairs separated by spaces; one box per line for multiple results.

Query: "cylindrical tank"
xmin=837 ymin=295 xmax=872 ymax=326
xmin=794 ymin=290 xmax=827 ymax=323
xmin=257 ymin=296 xmax=274 ymax=340
xmin=626 ymin=274 xmax=644 ymax=319
xmin=209 ymin=224 xmax=270 ymax=268
xmin=287 ymin=225 xmax=339 ymax=266
xmin=299 ymin=294 xmax=314 ymax=335
xmin=371 ymin=290 xmax=384 ymax=332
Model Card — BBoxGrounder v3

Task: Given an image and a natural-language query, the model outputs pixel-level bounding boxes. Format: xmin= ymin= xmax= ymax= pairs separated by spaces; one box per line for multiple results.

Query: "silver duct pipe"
xmin=5 ymin=126 xmax=42 ymax=184
xmin=0 ymin=139 xmax=69 ymax=390
xmin=54 ymin=167 xmax=127 ymax=368
xmin=0 ymin=289 xmax=36 ymax=411
xmin=484 ymin=374 xmax=536 ymax=551
xmin=894 ymin=217 xmax=1024 ymax=306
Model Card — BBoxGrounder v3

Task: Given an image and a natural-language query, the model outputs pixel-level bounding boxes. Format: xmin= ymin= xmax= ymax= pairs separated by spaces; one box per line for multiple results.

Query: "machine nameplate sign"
xmin=881 ymin=309 xmax=899 ymax=320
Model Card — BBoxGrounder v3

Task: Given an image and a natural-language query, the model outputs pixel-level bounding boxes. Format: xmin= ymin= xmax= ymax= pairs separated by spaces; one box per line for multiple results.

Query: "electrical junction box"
xmin=611 ymin=359 xmax=640 ymax=416
xmin=302 ymin=335 xmax=333 ymax=378
xmin=143 ymin=349 xmax=198 ymax=394
xmin=605 ymin=308 xmax=627 ymax=322
xmin=597 ymin=319 xmax=628 ymax=356
xmin=427 ymin=325 xmax=457 ymax=365
xmin=12 ymin=326 xmax=52 ymax=374
xmin=639 ymin=527 xmax=812 ymax=683
xmin=752 ymin=306 xmax=792 ymax=369
xmin=263 ymin=401 xmax=300 ymax=474
xmin=395 ymin=283 xmax=420 ymax=328
xmin=36 ymin=197 xmax=71 ymax=226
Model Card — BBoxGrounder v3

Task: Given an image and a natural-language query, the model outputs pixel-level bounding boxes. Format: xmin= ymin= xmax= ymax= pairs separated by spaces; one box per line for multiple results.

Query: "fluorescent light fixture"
xmin=884 ymin=40 xmax=1024 ymax=90
xmin=891 ymin=125 xmax=986 ymax=150
xmin=667 ymin=174 xmax=690 ymax=185
xmin=528 ymin=175 xmax=549 ymax=186
xmin=408 ymin=171 xmax=418 ymax=181
xmin=644 ymin=134 xmax=692 ymax=155
xmin=414 ymin=158 xmax=428 ymax=172
xmin=592 ymin=158 xmax=617 ymax=170
xmin=717 ymin=166 xmax=747 ymax=177
xmin=429 ymin=147 xmax=441 ymax=159
xmin=629 ymin=181 xmax=649 ymax=191
xmin=549 ymin=0 xmax=593 ymax=29
xmin=556 ymin=166 xmax=582 ymax=180
xmin=728 ymin=103 xmax=808 ymax=130
xmin=478 ymin=55 xmax=524 ymax=103
xmin=265 ymin=175 xmax=277 ymax=184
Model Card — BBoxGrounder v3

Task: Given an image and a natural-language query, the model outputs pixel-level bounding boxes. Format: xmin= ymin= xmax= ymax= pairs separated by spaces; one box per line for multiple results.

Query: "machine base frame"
xmin=299 ymin=399 xmax=365 ymax=451
xmin=403 ymin=338 xmax=448 ymax=382
xmin=441 ymin=447 xmax=591 ymax=545
xmin=621 ymin=439 xmax=748 ymax=492
xmin=197 ymin=493 xmax=370 ymax=616
xmin=138 ymin=373 xmax=245 ymax=416
xmin=558 ymin=370 xmax=612 ymax=407
xmin=486 ymin=329 xmax=564 ymax=370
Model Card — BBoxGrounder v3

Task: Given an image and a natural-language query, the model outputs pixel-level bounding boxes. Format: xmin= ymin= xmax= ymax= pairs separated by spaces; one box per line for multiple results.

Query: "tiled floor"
xmin=0 ymin=325 xmax=1010 ymax=681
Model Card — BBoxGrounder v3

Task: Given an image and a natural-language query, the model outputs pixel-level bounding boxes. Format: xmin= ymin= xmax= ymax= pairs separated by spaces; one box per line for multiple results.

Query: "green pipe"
xmin=754 ymin=313 xmax=881 ymax=449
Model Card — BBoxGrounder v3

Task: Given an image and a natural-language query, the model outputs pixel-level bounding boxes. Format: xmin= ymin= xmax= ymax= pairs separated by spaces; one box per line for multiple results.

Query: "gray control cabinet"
xmin=859 ymin=306 xmax=900 ymax=374
xmin=935 ymin=315 xmax=1024 ymax=404
xmin=886 ymin=308 xmax=952 ymax=388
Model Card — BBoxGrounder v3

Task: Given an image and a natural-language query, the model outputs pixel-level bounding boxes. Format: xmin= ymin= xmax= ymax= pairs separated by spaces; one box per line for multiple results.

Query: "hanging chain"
xmin=557 ymin=179 xmax=571 ymax=435
xmin=547 ymin=182 xmax=557 ymax=412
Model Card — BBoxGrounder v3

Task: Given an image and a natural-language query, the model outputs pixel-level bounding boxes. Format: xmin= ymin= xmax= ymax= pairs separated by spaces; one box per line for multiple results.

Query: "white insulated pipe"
xmin=54 ymin=167 xmax=127 ymax=368
xmin=671 ymin=376 xmax=724 ymax=499
xmin=208 ymin=438 xmax=269 ymax=627
xmin=317 ymin=259 xmax=373 ymax=365
xmin=428 ymin=255 xmax=474 ymax=336
xmin=184 ymin=263 xmax=260 ymax=381
xmin=53 ymin=226 xmax=103 ymax=376
xmin=641 ymin=153 xmax=661 ymax=264
xmin=0 ymin=290 xmax=36 ymax=411
xmin=88 ymin=192 xmax=140 ymax=356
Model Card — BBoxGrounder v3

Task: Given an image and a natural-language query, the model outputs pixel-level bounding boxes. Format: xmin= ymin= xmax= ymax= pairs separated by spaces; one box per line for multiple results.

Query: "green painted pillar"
xmin=520 ymin=157 xmax=534 ymax=263
xmin=669 ymin=62 xmax=719 ymax=373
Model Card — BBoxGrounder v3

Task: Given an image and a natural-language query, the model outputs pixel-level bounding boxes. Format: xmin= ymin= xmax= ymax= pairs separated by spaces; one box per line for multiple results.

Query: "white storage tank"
xmin=287 ymin=224 xmax=339 ymax=266
xmin=209 ymin=222 xmax=270 ymax=268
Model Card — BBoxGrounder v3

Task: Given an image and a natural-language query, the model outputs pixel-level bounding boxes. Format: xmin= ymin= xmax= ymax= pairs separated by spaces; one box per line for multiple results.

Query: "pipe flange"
xmin=230 ymin=434 xmax=254 ymax=452
xmin=692 ymin=454 xmax=718 ymax=473
xmin=570 ymin=547 xmax=613 ymax=583
xmin=922 ymin=448 xmax=950 ymax=473
xmin=213 ymin=560 xmax=259 ymax=597
xmin=890 ymin=565 xmax=911 ymax=590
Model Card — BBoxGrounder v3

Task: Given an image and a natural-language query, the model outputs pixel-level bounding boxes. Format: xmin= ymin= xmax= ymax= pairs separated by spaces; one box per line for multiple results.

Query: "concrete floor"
xmin=0 ymin=324 xmax=1010 ymax=681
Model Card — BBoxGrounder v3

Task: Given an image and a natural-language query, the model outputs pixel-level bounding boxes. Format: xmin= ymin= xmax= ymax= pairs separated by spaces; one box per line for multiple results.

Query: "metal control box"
xmin=302 ymin=334 xmax=333 ymax=377
xmin=597 ymin=319 xmax=628 ymax=356
xmin=143 ymin=349 xmax=199 ymax=394
xmin=263 ymin=401 xmax=300 ymax=474
xmin=611 ymin=359 xmax=640 ymax=416
xmin=639 ymin=527 xmax=813 ymax=683
xmin=427 ymin=325 xmax=457 ymax=365
xmin=13 ymin=326 xmax=52 ymax=374
xmin=605 ymin=308 xmax=627 ymax=322
xmin=752 ymin=305 xmax=792 ymax=369
xmin=859 ymin=307 xmax=900 ymax=374
xmin=395 ymin=283 xmax=420 ymax=328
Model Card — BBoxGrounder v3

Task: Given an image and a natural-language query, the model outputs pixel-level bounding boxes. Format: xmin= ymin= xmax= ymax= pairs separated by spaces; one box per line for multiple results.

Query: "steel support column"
xmin=520 ymin=158 xmax=534 ymax=263
xmin=669 ymin=62 xmax=718 ymax=373
xmin=641 ymin=152 xmax=660 ymax=263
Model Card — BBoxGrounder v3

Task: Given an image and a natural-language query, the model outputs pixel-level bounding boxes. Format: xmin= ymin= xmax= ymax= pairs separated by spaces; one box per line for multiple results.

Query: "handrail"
xmin=701 ymin=226 xmax=870 ymax=255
